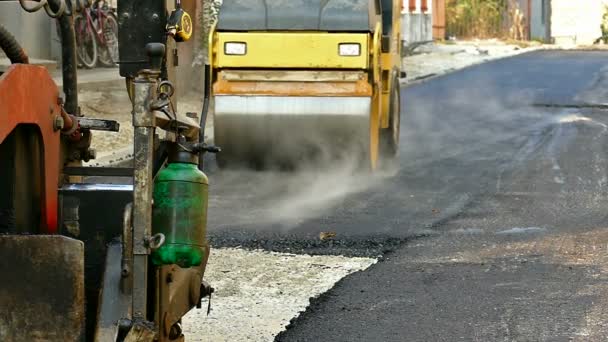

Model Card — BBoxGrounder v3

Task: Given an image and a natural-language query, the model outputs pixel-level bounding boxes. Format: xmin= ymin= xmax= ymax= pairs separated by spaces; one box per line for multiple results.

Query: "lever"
xmin=145 ymin=43 xmax=165 ymax=72
xmin=191 ymin=142 xmax=221 ymax=154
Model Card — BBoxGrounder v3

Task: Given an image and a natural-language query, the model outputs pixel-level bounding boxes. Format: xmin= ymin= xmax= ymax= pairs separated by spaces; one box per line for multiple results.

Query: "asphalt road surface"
xmin=207 ymin=50 xmax=608 ymax=341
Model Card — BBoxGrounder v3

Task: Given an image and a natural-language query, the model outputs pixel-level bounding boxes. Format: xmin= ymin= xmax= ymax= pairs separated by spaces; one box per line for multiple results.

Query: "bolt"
xmin=84 ymin=149 xmax=97 ymax=161
xmin=53 ymin=115 xmax=64 ymax=131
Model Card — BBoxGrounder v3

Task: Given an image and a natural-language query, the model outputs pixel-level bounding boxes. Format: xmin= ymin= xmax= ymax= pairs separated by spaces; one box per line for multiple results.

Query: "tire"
xmin=98 ymin=13 xmax=119 ymax=67
xmin=380 ymin=77 xmax=401 ymax=161
xmin=74 ymin=14 xmax=97 ymax=69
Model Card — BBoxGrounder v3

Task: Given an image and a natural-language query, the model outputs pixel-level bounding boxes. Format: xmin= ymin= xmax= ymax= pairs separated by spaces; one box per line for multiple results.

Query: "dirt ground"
xmin=79 ymin=84 xmax=210 ymax=165
xmin=181 ymin=248 xmax=375 ymax=342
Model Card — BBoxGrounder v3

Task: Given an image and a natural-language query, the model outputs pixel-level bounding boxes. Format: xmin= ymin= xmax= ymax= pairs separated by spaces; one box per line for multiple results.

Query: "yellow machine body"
xmin=210 ymin=0 xmax=402 ymax=170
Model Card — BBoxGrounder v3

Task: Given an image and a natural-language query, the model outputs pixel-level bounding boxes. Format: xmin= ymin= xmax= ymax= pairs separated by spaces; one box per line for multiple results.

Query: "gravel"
xmin=181 ymin=248 xmax=375 ymax=341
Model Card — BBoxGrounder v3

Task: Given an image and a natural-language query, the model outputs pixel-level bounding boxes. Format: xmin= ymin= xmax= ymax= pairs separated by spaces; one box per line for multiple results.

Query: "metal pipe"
xmin=57 ymin=15 xmax=79 ymax=115
xmin=122 ymin=203 xmax=133 ymax=295
xmin=131 ymin=72 xmax=158 ymax=319
xmin=198 ymin=63 xmax=211 ymax=171
xmin=40 ymin=0 xmax=79 ymax=114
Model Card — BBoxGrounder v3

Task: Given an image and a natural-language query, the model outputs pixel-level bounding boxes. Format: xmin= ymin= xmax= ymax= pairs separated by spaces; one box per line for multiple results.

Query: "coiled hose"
xmin=0 ymin=24 xmax=29 ymax=64
xmin=19 ymin=0 xmax=90 ymax=18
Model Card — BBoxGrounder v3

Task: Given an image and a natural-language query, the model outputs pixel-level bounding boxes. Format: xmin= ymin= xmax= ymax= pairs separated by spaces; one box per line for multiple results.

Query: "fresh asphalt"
xmin=206 ymin=50 xmax=608 ymax=341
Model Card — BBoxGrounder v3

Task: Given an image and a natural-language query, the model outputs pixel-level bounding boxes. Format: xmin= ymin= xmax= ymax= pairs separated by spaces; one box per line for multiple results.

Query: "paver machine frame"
xmin=209 ymin=0 xmax=403 ymax=170
xmin=0 ymin=0 xmax=217 ymax=340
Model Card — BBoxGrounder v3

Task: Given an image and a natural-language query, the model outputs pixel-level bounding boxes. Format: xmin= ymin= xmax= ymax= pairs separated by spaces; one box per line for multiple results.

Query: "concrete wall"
xmin=401 ymin=13 xmax=433 ymax=46
xmin=551 ymin=0 xmax=607 ymax=45
xmin=0 ymin=1 xmax=55 ymax=60
xmin=401 ymin=0 xmax=433 ymax=47
xmin=530 ymin=0 xmax=548 ymax=41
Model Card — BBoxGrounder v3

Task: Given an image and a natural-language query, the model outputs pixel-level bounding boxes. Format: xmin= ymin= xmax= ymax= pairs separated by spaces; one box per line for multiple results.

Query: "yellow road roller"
xmin=209 ymin=0 xmax=402 ymax=170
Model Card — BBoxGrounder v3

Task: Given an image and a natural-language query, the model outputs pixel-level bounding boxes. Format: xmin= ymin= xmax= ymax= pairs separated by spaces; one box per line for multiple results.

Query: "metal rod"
xmin=57 ymin=14 xmax=78 ymax=114
xmin=198 ymin=64 xmax=211 ymax=171
xmin=122 ymin=203 xmax=133 ymax=295
xmin=59 ymin=183 xmax=133 ymax=192
xmin=63 ymin=167 xmax=134 ymax=177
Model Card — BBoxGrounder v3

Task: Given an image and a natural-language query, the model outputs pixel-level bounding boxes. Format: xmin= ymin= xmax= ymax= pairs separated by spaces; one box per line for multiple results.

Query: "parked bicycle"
xmin=74 ymin=0 xmax=118 ymax=68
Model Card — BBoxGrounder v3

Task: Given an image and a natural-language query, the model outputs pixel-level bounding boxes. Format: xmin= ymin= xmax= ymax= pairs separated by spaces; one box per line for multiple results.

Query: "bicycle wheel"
xmin=74 ymin=14 xmax=97 ymax=69
xmin=98 ymin=13 xmax=119 ymax=67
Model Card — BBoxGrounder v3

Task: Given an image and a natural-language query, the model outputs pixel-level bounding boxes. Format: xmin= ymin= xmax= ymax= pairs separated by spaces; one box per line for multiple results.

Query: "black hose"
xmin=0 ymin=24 xmax=29 ymax=64
xmin=42 ymin=0 xmax=79 ymax=114
xmin=57 ymin=15 xmax=79 ymax=114
xmin=198 ymin=64 xmax=211 ymax=171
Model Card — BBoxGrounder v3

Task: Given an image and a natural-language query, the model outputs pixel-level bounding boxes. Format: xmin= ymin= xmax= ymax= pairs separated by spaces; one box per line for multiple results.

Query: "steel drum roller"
xmin=213 ymin=96 xmax=371 ymax=168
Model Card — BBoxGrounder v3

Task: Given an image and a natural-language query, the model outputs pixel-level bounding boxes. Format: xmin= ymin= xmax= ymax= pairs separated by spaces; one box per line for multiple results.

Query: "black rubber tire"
xmin=380 ymin=77 xmax=401 ymax=160
xmin=74 ymin=14 xmax=97 ymax=69
xmin=97 ymin=13 xmax=119 ymax=67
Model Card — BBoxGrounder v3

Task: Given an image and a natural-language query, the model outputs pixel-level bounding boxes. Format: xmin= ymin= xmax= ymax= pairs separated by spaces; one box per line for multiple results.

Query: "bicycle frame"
xmin=78 ymin=3 xmax=112 ymax=47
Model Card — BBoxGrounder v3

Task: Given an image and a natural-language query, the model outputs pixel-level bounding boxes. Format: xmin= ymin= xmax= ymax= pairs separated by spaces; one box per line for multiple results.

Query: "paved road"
xmin=209 ymin=50 xmax=608 ymax=340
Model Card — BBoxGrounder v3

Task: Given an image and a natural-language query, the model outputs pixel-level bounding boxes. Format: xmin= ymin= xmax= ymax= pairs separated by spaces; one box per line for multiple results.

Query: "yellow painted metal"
xmin=371 ymin=22 xmax=381 ymax=84
xmin=379 ymin=0 xmax=404 ymax=129
xmin=368 ymin=88 xmax=380 ymax=170
xmin=208 ymin=0 xmax=405 ymax=170
xmin=214 ymin=32 xmax=369 ymax=69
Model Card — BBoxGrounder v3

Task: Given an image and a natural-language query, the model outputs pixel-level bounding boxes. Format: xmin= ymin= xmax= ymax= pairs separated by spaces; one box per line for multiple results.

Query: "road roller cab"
xmin=210 ymin=0 xmax=402 ymax=170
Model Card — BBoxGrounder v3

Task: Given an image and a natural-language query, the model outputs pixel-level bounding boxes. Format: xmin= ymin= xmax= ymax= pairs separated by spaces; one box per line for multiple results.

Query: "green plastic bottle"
xmin=151 ymin=152 xmax=209 ymax=268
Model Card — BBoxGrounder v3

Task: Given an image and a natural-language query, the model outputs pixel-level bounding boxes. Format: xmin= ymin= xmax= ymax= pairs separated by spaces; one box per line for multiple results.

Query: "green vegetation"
xmin=446 ymin=0 xmax=508 ymax=39
xmin=594 ymin=5 xmax=608 ymax=44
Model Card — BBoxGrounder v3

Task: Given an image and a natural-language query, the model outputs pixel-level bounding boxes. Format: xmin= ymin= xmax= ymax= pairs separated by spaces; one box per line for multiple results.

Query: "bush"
xmin=446 ymin=0 xmax=508 ymax=39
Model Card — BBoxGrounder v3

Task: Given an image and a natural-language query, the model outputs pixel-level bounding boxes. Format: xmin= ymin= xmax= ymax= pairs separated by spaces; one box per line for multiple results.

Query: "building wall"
xmin=551 ymin=0 xmax=607 ymax=45
xmin=401 ymin=0 xmax=433 ymax=47
xmin=0 ymin=1 xmax=54 ymax=60
xmin=530 ymin=0 xmax=549 ymax=41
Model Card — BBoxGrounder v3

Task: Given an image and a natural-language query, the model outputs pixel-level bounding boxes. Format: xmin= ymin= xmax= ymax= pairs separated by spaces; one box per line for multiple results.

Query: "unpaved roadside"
xmin=181 ymin=248 xmax=375 ymax=341
xmin=402 ymin=40 xmax=542 ymax=84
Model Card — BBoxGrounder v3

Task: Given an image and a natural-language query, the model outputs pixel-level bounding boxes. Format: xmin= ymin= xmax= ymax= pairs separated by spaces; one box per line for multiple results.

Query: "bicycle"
xmin=74 ymin=0 xmax=119 ymax=68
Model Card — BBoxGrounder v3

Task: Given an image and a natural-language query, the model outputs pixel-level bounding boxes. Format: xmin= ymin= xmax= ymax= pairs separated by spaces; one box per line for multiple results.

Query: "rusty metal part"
xmin=122 ymin=203 xmax=134 ymax=294
xmin=124 ymin=320 xmax=156 ymax=342
xmin=213 ymin=78 xmax=373 ymax=97
xmin=155 ymin=110 xmax=200 ymax=140
xmin=57 ymin=14 xmax=79 ymax=115
xmin=0 ymin=64 xmax=61 ymax=233
xmin=95 ymin=242 xmax=133 ymax=342
xmin=77 ymin=117 xmax=121 ymax=132
xmin=131 ymin=67 xmax=159 ymax=319
xmin=0 ymin=235 xmax=85 ymax=341
xmin=155 ymin=260 xmax=208 ymax=342
xmin=60 ymin=107 xmax=75 ymax=130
